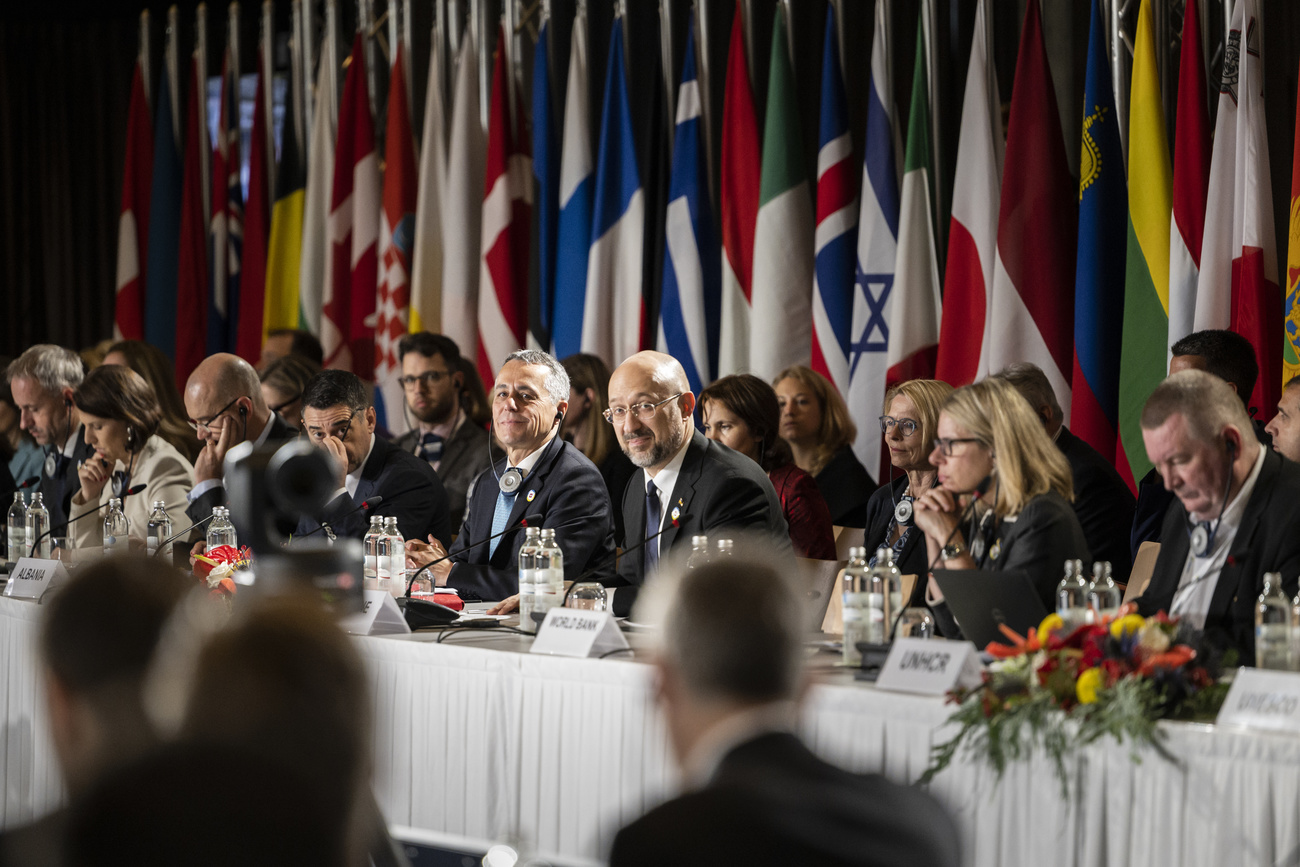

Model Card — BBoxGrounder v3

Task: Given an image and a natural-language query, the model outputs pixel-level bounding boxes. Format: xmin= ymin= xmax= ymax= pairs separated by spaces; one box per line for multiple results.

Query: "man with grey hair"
xmin=6 ymin=345 xmax=93 ymax=530
xmin=610 ymin=545 xmax=959 ymax=867
xmin=406 ymin=349 xmax=616 ymax=601
xmin=995 ymin=362 xmax=1136 ymax=582
xmin=608 ymin=351 xmax=788 ymax=617
xmin=1136 ymin=369 xmax=1300 ymax=665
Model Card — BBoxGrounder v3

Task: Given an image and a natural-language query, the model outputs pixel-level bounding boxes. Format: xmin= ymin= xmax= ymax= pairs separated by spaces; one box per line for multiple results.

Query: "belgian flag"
xmin=263 ymin=89 xmax=306 ymax=339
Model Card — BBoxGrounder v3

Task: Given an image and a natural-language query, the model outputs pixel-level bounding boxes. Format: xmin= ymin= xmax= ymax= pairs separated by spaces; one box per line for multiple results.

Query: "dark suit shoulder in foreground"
xmin=609 ymin=733 xmax=959 ymax=867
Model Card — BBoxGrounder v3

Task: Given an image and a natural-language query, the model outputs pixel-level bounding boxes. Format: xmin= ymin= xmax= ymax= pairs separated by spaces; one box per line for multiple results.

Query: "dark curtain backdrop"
xmin=1 ymin=0 xmax=1296 ymax=359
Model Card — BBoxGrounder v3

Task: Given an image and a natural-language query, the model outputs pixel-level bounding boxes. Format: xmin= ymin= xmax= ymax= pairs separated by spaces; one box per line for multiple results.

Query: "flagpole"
xmin=139 ymin=11 xmax=152 ymax=110
xmin=358 ymin=0 xmax=377 ymax=126
xmin=197 ymin=3 xmax=211 ymax=227
xmin=402 ymin=0 xmax=413 ymax=119
xmin=290 ymin=0 xmax=306 ymax=162
xmin=261 ymin=0 xmax=276 ymax=187
xmin=923 ymin=0 xmax=944 ymax=258
xmin=660 ymin=0 xmax=675 ymax=150
xmin=741 ymin=0 xmax=754 ymax=98
xmin=694 ymin=0 xmax=717 ymax=218
xmin=325 ymin=0 xmax=341 ymax=127
xmin=298 ymin=0 xmax=313 ymax=155
xmin=447 ymin=0 xmax=461 ymax=56
xmin=503 ymin=1 xmax=518 ymax=148
xmin=1107 ymin=0 xmax=1131 ymax=157
xmin=474 ymin=0 xmax=487 ymax=132
xmin=167 ymin=6 xmax=181 ymax=150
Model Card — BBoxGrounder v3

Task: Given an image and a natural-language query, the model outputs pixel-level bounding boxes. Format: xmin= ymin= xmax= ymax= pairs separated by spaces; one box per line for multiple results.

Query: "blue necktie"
xmin=644 ymin=479 xmax=661 ymax=575
xmin=418 ymin=432 xmax=444 ymax=463
xmin=488 ymin=488 xmax=519 ymax=559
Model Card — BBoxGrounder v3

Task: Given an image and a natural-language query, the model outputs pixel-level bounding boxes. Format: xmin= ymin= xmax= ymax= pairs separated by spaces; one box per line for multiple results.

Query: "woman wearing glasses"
xmin=913 ymin=377 xmax=1089 ymax=638
xmin=68 ymin=366 xmax=195 ymax=550
xmin=863 ymin=379 xmax=954 ymax=600
xmin=699 ymin=374 xmax=835 ymax=560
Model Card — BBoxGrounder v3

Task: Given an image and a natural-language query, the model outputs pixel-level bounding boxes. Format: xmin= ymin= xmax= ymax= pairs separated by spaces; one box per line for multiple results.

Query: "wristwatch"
xmin=940 ymin=540 xmax=965 ymax=561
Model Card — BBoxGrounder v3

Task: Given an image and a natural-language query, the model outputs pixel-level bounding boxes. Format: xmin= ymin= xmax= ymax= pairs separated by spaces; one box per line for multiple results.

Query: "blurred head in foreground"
xmin=41 ymin=555 xmax=187 ymax=796
xmin=635 ymin=539 xmax=806 ymax=775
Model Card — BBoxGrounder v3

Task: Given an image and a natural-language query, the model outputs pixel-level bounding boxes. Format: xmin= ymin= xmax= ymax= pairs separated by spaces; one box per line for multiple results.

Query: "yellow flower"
xmin=1038 ymin=613 xmax=1065 ymax=637
xmin=1110 ymin=614 xmax=1146 ymax=640
xmin=1076 ymin=667 xmax=1104 ymax=705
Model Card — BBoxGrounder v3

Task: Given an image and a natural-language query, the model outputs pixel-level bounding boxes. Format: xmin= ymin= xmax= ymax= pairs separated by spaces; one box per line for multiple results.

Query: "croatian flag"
xmin=581 ymin=17 xmax=644 ymax=367
xmin=552 ymin=4 xmax=592 ymax=359
xmin=810 ymin=5 xmax=858 ymax=394
xmin=846 ymin=0 xmax=900 ymax=470
xmin=657 ymin=19 xmax=720 ymax=395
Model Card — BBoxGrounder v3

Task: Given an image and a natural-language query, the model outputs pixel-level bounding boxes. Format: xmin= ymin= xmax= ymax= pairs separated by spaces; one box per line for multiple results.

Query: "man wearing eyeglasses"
xmin=607 ymin=351 xmax=789 ymax=617
xmin=390 ymin=333 xmax=496 ymax=529
xmin=296 ymin=370 xmax=452 ymax=547
xmin=183 ymin=354 xmax=300 ymax=541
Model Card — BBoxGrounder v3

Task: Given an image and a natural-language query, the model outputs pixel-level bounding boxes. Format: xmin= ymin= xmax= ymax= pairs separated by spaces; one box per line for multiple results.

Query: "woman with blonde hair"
xmin=772 ymin=365 xmax=874 ymax=528
xmin=863 ymin=379 xmax=953 ymax=599
xmin=913 ymin=377 xmax=1089 ymax=637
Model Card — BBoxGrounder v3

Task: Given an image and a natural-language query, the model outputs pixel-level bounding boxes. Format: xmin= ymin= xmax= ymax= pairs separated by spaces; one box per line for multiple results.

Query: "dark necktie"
xmin=418 ymin=432 xmax=444 ymax=464
xmin=645 ymin=479 xmax=661 ymax=575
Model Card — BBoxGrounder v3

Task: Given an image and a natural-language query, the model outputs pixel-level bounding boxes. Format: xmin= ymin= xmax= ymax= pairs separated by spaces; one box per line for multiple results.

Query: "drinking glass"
xmin=897 ymin=607 xmax=935 ymax=640
xmin=567 ymin=582 xmax=608 ymax=612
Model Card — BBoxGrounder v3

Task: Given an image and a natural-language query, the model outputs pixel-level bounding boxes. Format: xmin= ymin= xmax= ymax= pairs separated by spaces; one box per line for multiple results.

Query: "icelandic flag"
xmin=531 ymin=15 xmax=558 ymax=352
xmin=846 ymin=0 xmax=900 ymax=470
xmin=209 ymin=50 xmax=243 ymax=355
xmin=656 ymin=19 xmax=720 ymax=394
xmin=581 ymin=16 xmax=644 ymax=367
xmin=552 ymin=4 xmax=592 ymax=359
xmin=810 ymin=6 xmax=858 ymax=394
xmin=145 ymin=39 xmax=182 ymax=360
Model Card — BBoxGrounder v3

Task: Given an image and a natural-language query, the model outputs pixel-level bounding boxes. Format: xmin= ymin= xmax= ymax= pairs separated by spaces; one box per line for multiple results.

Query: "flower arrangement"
xmin=192 ymin=544 xmax=253 ymax=600
xmin=919 ymin=604 xmax=1230 ymax=793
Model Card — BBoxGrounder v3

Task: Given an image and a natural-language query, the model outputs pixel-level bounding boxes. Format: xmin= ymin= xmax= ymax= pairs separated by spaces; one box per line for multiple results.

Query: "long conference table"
xmin=5 ymin=592 xmax=1300 ymax=866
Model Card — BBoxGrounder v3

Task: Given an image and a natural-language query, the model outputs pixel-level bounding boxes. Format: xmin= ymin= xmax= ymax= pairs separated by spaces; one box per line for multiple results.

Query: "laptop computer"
xmin=931 ymin=569 xmax=1048 ymax=648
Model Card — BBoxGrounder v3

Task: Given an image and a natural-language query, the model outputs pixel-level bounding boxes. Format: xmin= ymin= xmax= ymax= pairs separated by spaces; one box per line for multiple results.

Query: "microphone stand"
xmin=292 ymin=495 xmax=385 ymax=545
xmin=150 ymin=511 xmax=219 ymax=558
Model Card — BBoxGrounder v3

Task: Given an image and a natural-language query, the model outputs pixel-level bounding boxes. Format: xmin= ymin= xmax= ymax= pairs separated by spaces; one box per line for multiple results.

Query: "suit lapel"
xmin=504 ymin=435 xmax=564 ymax=531
xmin=1209 ymin=450 xmax=1277 ymax=620
xmin=353 ymin=437 xmax=386 ymax=504
xmin=659 ymin=432 xmax=706 ymax=556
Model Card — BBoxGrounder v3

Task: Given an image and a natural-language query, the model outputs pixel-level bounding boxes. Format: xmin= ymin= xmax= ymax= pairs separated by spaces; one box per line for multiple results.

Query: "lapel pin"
xmin=526 ymin=489 xmax=536 ymax=503
xmin=671 ymin=505 xmax=680 ymax=523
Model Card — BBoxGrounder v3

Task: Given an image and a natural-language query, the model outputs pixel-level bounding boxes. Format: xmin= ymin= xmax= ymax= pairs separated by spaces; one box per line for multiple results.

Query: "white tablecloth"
xmin=6 ymin=594 xmax=1300 ymax=865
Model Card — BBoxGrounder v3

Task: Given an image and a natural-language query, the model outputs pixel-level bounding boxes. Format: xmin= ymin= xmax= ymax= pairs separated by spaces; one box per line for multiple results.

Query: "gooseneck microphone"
xmin=28 ymin=483 xmax=148 ymax=557
xmin=293 ymin=495 xmax=385 ymax=544
xmin=17 ymin=476 xmax=39 ymax=490
xmin=557 ymin=515 xmax=691 ymax=608
xmin=402 ymin=511 xmax=545 ymax=599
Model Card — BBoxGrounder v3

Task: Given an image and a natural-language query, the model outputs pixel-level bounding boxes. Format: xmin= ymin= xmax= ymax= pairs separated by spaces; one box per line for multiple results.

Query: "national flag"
xmin=884 ymin=12 xmax=941 ymax=396
xmin=477 ymin=24 xmax=533 ymax=386
xmin=264 ymin=63 xmax=307 ymax=338
xmin=1195 ymin=0 xmax=1280 ymax=416
xmin=209 ymin=47 xmax=243 ymax=356
xmin=322 ymin=32 xmax=380 ymax=377
xmin=935 ymin=0 xmax=1000 ymax=387
xmin=300 ymin=31 xmax=339 ymax=335
xmin=552 ymin=4 xmax=592 ymax=359
xmin=175 ymin=53 xmax=211 ymax=389
xmin=441 ymin=27 xmax=485 ymax=365
xmin=114 ymin=39 xmax=152 ymax=342
xmin=657 ymin=18 xmax=720 ymax=395
xmin=846 ymin=0 xmax=899 ymax=470
xmin=1074 ymin=0 xmax=1131 ymax=465
xmin=1282 ymin=53 xmax=1300 ymax=385
xmin=409 ymin=29 xmax=447 ymax=334
xmin=810 ymin=5 xmax=858 ymax=394
xmin=1117 ymin=0 xmax=1172 ymax=486
xmin=530 ymin=14 xmax=558 ymax=352
xmin=986 ymin=0 xmax=1077 ymax=413
xmin=749 ymin=4 xmax=814 ymax=382
xmin=237 ymin=53 xmax=273 ymax=364
xmin=717 ymin=0 xmax=760 ymax=377
xmin=1167 ymin=1 xmax=1210 ymax=354
xmin=375 ymin=43 xmax=419 ymax=433
xmin=145 ymin=31 xmax=182 ymax=361
xmin=581 ymin=15 xmax=644 ymax=367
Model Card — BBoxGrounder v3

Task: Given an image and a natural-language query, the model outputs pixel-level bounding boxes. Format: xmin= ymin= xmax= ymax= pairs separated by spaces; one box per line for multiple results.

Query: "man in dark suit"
xmin=609 ymin=546 xmax=959 ymax=867
xmin=995 ymin=362 xmax=1136 ymax=582
xmin=609 ymin=352 xmax=789 ymax=617
xmin=1135 ymin=370 xmax=1300 ymax=666
xmin=389 ymin=333 xmax=496 ymax=530
xmin=6 ymin=345 xmax=94 ymax=533
xmin=295 ymin=370 xmax=451 ymax=546
xmin=404 ymin=350 xmax=615 ymax=601
xmin=183 ymin=354 xmax=299 ymax=538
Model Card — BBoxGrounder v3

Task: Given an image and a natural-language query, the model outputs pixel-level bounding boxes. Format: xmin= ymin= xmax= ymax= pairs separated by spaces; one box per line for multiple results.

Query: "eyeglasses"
xmin=603 ymin=393 xmax=684 ymax=425
xmin=398 ymin=370 xmax=451 ymax=389
xmin=304 ymin=409 xmax=361 ymax=444
xmin=188 ymin=397 xmax=239 ymax=433
xmin=879 ymin=416 xmax=919 ymax=437
xmin=932 ymin=437 xmax=986 ymax=457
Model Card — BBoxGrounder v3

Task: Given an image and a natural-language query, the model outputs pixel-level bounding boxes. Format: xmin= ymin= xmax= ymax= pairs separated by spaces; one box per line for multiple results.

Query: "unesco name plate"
xmin=1216 ymin=668 xmax=1300 ymax=734
xmin=2 ymin=557 xmax=68 ymax=602
xmin=874 ymin=638 xmax=984 ymax=696
xmin=530 ymin=608 xmax=629 ymax=658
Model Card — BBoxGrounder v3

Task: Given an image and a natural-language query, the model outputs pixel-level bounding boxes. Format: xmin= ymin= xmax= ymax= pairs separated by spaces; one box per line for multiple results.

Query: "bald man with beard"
xmin=608 ymin=352 xmax=789 ymax=616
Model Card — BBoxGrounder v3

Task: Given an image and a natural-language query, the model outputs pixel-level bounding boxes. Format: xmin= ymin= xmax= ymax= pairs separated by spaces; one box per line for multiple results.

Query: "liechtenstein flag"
xmin=657 ymin=19 xmax=720 ymax=394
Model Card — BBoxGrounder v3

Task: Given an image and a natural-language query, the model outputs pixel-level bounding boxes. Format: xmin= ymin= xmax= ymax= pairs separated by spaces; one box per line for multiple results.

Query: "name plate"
xmin=2 ymin=558 xmax=68 ymax=601
xmin=342 ymin=590 xmax=412 ymax=636
xmin=530 ymin=608 xmax=629 ymax=658
xmin=1216 ymin=668 xmax=1300 ymax=734
xmin=874 ymin=638 xmax=984 ymax=695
